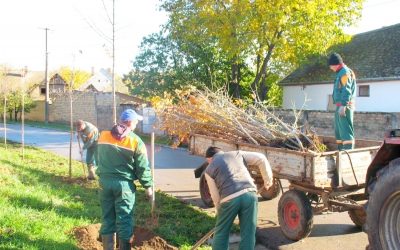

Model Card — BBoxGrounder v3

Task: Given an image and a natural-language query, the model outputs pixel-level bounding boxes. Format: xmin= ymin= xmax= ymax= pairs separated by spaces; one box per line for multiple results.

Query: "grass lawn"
xmin=0 ymin=140 xmax=215 ymax=249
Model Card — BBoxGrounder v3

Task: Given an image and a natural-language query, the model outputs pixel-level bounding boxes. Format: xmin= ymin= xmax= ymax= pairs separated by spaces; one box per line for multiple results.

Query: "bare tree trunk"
xmin=3 ymin=96 xmax=6 ymax=148
xmin=251 ymin=47 xmax=274 ymax=101
xmin=251 ymin=30 xmax=282 ymax=101
xmin=69 ymin=90 xmax=73 ymax=179
xmin=230 ymin=59 xmax=240 ymax=98
xmin=21 ymin=87 xmax=25 ymax=160
xmin=251 ymin=54 xmax=261 ymax=90
xmin=259 ymin=74 xmax=268 ymax=101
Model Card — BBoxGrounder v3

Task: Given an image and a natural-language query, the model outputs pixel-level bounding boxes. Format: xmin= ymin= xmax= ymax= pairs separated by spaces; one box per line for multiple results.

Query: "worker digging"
xmin=75 ymin=119 xmax=99 ymax=180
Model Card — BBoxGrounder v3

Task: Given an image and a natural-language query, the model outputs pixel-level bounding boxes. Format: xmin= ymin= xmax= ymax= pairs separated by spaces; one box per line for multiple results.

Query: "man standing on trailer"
xmin=328 ymin=52 xmax=357 ymax=150
xmin=204 ymin=146 xmax=273 ymax=250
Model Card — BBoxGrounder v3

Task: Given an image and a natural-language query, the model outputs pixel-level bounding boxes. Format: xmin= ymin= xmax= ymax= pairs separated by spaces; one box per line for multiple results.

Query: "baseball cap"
xmin=120 ymin=109 xmax=143 ymax=122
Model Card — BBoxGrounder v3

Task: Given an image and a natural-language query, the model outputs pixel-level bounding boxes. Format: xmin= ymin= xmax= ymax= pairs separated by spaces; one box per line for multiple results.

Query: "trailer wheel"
xmin=259 ymin=178 xmax=281 ymax=200
xmin=278 ymin=190 xmax=313 ymax=240
xmin=348 ymin=208 xmax=366 ymax=228
xmin=367 ymin=158 xmax=400 ymax=250
xmin=199 ymin=174 xmax=214 ymax=208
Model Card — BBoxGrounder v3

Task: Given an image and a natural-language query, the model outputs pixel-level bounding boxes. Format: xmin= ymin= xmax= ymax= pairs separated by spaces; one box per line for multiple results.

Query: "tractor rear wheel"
xmin=278 ymin=189 xmax=313 ymax=240
xmin=367 ymin=158 xmax=400 ymax=250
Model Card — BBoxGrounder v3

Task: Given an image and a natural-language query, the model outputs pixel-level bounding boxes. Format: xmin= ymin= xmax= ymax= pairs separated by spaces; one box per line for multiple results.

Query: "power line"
xmin=73 ymin=6 xmax=112 ymax=44
xmin=101 ymin=0 xmax=113 ymax=24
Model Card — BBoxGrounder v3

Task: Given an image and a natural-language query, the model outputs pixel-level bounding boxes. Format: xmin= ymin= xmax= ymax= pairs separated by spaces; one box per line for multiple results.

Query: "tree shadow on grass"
xmin=10 ymin=194 xmax=100 ymax=221
xmin=0 ymin=231 xmax=78 ymax=250
xmin=0 ymin=159 xmax=101 ymax=221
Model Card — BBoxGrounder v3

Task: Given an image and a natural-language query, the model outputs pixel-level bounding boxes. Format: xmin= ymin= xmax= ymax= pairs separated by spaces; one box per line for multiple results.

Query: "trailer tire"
xmin=348 ymin=208 xmax=366 ymax=228
xmin=278 ymin=189 xmax=313 ymax=240
xmin=199 ymin=174 xmax=214 ymax=208
xmin=367 ymin=158 xmax=400 ymax=250
xmin=259 ymin=178 xmax=281 ymax=200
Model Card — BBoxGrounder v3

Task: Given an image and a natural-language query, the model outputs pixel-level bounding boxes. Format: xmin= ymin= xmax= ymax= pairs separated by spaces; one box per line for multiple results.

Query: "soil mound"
xmin=73 ymin=224 xmax=177 ymax=250
xmin=73 ymin=224 xmax=102 ymax=250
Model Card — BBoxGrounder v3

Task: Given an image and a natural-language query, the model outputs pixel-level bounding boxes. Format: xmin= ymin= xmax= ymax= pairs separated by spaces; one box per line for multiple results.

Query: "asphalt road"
xmin=1 ymin=123 xmax=368 ymax=250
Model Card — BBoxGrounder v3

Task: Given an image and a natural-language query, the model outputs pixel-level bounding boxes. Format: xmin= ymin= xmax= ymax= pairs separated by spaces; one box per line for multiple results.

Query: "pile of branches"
xmin=152 ymin=87 xmax=326 ymax=152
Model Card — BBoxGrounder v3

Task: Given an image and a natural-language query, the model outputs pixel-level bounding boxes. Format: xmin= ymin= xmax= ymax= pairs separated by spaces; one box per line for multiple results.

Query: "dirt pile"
xmin=73 ymin=224 xmax=102 ymax=250
xmin=73 ymin=224 xmax=177 ymax=250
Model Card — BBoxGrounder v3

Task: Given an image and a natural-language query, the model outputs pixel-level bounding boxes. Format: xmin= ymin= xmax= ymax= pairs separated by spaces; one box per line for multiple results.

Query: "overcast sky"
xmin=0 ymin=0 xmax=399 ymax=76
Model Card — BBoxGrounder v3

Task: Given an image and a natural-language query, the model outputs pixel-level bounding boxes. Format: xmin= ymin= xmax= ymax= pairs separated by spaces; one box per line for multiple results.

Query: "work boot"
xmin=87 ymin=164 xmax=96 ymax=180
xmin=118 ymin=238 xmax=131 ymax=250
xmin=101 ymin=234 xmax=115 ymax=250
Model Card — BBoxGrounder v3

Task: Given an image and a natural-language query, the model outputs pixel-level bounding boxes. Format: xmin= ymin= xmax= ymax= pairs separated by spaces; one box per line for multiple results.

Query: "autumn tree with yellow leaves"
xmin=127 ymin=0 xmax=363 ymax=105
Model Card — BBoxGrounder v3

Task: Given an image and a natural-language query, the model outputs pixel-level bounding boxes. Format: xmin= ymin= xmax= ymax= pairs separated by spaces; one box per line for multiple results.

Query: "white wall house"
xmin=283 ymin=79 xmax=400 ymax=112
xmin=281 ymin=23 xmax=400 ymax=113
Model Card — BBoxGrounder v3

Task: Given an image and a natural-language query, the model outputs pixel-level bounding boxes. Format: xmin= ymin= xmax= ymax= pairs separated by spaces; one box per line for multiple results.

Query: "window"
xmin=40 ymin=87 xmax=46 ymax=94
xmin=358 ymin=85 xmax=370 ymax=97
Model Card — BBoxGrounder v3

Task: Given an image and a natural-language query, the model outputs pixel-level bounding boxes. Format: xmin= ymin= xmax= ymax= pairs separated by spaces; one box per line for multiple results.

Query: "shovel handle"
xmin=151 ymin=132 xmax=155 ymax=213
xmin=190 ymin=228 xmax=216 ymax=250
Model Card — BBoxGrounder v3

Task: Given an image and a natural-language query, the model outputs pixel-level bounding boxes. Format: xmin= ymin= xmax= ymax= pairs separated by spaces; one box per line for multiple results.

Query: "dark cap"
xmin=205 ymin=146 xmax=222 ymax=158
xmin=328 ymin=53 xmax=343 ymax=66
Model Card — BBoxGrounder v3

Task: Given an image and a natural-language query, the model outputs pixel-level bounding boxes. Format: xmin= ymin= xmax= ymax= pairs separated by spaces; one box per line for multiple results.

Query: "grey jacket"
xmin=205 ymin=150 xmax=273 ymax=209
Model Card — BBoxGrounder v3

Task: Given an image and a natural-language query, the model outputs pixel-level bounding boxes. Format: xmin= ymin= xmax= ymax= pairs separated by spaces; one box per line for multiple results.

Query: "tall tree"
xmin=162 ymin=0 xmax=363 ymax=101
xmin=124 ymin=30 xmax=234 ymax=98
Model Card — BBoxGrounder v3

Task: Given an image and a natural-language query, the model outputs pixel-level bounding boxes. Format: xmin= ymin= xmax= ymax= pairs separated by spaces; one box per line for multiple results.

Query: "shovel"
xmin=190 ymin=227 xmax=216 ymax=250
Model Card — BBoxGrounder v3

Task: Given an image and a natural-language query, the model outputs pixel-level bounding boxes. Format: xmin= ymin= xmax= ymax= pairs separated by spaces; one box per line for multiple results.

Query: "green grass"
xmin=0 ymin=141 xmax=215 ymax=249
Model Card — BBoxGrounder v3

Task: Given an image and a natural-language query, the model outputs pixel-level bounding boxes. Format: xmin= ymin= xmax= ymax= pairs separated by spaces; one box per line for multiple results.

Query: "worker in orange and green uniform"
xmin=328 ymin=53 xmax=357 ymax=151
xmin=96 ymin=109 xmax=153 ymax=250
xmin=76 ymin=120 xmax=99 ymax=180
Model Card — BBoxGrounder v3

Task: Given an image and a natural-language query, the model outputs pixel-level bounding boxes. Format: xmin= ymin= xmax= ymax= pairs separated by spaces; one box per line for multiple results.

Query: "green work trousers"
xmin=99 ymin=178 xmax=136 ymax=241
xmin=334 ymin=106 xmax=354 ymax=151
xmin=86 ymin=144 xmax=97 ymax=166
xmin=212 ymin=191 xmax=258 ymax=250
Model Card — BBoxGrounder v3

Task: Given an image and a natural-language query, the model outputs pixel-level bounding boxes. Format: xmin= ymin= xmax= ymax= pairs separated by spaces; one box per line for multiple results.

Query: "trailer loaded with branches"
xmin=152 ymin=87 xmax=384 ymax=241
xmin=190 ymin=134 xmax=381 ymax=240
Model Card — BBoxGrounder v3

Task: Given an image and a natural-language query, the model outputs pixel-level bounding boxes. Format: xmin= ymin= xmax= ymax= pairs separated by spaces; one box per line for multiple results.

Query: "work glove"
xmin=338 ymin=106 xmax=346 ymax=117
xmin=145 ymin=187 xmax=154 ymax=201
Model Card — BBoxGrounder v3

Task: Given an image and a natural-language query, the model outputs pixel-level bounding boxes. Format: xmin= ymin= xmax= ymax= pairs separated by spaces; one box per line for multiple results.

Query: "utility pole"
xmin=112 ymin=0 xmax=116 ymax=124
xmin=44 ymin=27 xmax=50 ymax=123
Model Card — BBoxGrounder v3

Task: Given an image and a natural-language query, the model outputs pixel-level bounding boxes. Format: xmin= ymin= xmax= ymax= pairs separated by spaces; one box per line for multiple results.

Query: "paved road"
xmin=1 ymin=124 xmax=368 ymax=250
